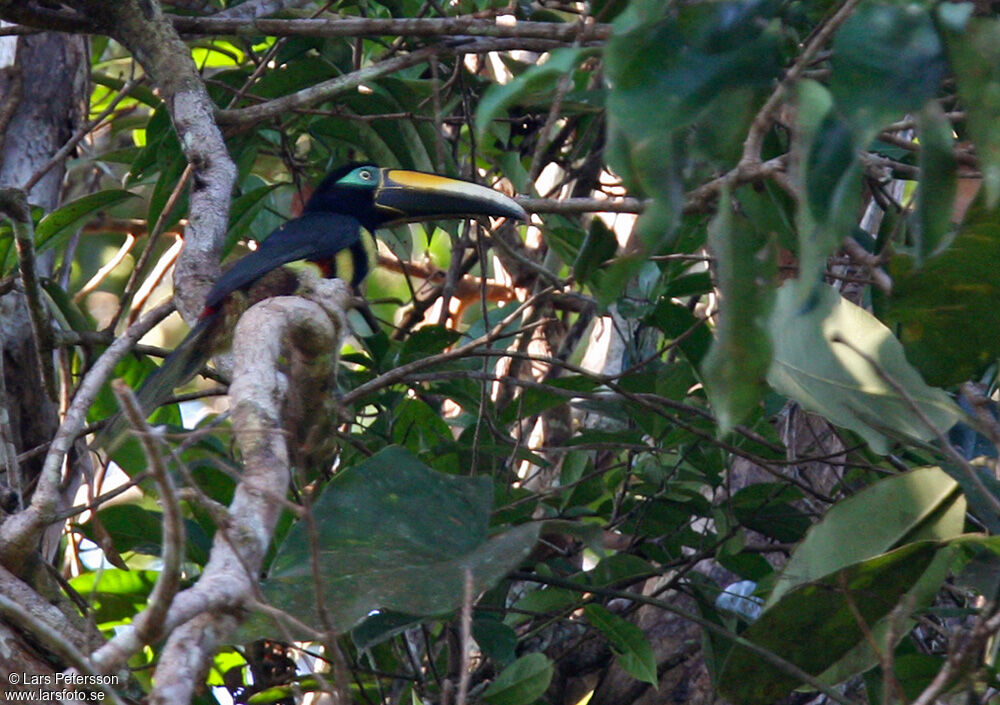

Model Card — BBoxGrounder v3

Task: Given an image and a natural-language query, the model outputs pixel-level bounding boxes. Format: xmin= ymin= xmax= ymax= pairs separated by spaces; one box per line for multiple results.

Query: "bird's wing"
xmin=205 ymin=212 xmax=363 ymax=312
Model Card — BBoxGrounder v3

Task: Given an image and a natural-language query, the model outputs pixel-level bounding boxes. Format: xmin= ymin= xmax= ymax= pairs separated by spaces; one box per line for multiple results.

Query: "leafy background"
xmin=2 ymin=0 xmax=1000 ymax=703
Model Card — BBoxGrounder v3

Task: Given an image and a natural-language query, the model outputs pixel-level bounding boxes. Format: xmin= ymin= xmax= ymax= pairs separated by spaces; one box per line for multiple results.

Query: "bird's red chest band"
xmin=314 ymin=258 xmax=337 ymax=278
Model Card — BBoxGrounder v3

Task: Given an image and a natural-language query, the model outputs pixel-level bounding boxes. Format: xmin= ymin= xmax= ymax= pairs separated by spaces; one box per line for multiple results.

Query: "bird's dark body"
xmin=203 ymin=212 xmax=370 ymax=316
xmin=96 ymin=163 xmax=525 ymax=450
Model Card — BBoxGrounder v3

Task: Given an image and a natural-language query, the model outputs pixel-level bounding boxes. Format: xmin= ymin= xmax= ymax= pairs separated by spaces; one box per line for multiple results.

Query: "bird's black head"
xmin=302 ymin=163 xmax=526 ymax=232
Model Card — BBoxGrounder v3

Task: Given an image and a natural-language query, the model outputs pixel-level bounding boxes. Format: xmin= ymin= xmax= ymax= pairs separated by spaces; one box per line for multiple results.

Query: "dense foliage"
xmin=2 ymin=0 xmax=1000 ymax=703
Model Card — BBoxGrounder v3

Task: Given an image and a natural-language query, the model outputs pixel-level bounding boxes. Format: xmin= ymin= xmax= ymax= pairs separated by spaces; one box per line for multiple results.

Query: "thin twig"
xmin=114 ymin=165 xmax=192 ymax=330
xmin=0 ymin=300 xmax=175 ymax=567
xmin=342 ymin=287 xmax=556 ymax=405
xmin=831 ymin=334 xmax=1000 ymax=518
xmin=216 ymin=38 xmax=587 ymax=128
xmin=110 ymin=380 xmax=185 ymax=645
xmin=23 ymin=77 xmax=143 ymax=194
xmin=741 ymin=0 xmax=864 ymax=164
xmin=456 ymin=568 xmax=473 ymax=705
xmin=909 ymin=605 xmax=1000 ymax=705
xmin=510 ymin=570 xmax=855 ymax=705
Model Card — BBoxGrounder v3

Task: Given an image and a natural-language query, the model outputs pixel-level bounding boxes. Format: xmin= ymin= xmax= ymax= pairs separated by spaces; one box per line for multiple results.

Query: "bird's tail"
xmin=94 ymin=313 xmax=219 ymax=453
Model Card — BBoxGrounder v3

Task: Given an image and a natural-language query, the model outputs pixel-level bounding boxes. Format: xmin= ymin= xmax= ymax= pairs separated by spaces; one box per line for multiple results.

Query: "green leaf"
xmin=646 ymin=299 xmax=712 ymax=366
xmin=70 ymin=568 xmax=158 ymax=596
xmin=573 ymin=218 xmax=618 ymax=284
xmin=35 ymin=189 xmax=138 ymax=255
xmin=718 ymin=541 xmax=944 ymax=705
xmin=830 ymin=2 xmax=945 ymax=132
xmin=79 ymin=505 xmax=211 ymax=566
xmin=223 ymin=183 xmax=282 ymax=255
xmin=730 ymin=483 xmax=810 ymax=544
xmin=701 ymin=189 xmax=776 ymax=431
xmin=396 ymin=324 xmax=461 ymax=364
xmin=940 ymin=8 xmax=1000 ymax=206
xmin=498 ymin=375 xmax=599 ymax=425
xmin=583 ymin=605 xmax=658 ymax=686
xmin=605 ymin=0 xmax=782 ymax=222
xmin=767 ymin=467 xmax=964 ymax=607
xmin=482 ymin=652 xmax=554 ymax=705
xmin=801 ymin=114 xmax=862 ymax=281
xmin=883 ymin=196 xmax=1000 ymax=385
xmin=69 ymin=569 xmax=160 ymax=624
xmin=475 ymin=48 xmax=596 ymax=140
xmin=91 ymin=72 xmax=161 ymax=108
xmin=914 ymin=102 xmax=957 ymax=262
xmin=310 ymin=115 xmax=400 ymax=170
xmin=391 ymin=398 xmax=456 ymax=469
xmin=148 ymin=148 xmax=188 ymax=232
xmin=244 ymin=446 xmax=540 ymax=637
xmin=473 ymin=614 xmax=518 ymax=665
xmin=351 ymin=610 xmax=423 ymax=651
xmin=817 ymin=547 xmax=956 ymax=687
xmin=767 ymin=283 xmax=962 ymax=454
xmin=867 ymin=652 xmax=949 ymax=705
xmin=507 ymin=588 xmax=579 ymax=627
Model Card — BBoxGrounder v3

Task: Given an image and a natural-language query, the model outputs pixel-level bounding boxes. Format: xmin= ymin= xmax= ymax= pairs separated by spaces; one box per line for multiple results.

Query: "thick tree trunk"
xmin=0 ymin=29 xmax=86 ymax=511
xmin=0 ymin=26 xmax=90 ymax=685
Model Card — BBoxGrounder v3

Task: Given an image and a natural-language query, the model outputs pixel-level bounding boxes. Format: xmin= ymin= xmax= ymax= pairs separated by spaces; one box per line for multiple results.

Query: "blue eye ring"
xmin=358 ymin=168 xmax=375 ymax=181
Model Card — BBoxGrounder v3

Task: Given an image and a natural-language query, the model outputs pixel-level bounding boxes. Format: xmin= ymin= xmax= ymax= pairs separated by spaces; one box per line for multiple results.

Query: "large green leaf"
xmin=718 ymin=541 xmax=944 ymax=705
xmin=605 ymin=0 xmax=782 ymax=248
xmin=884 ymin=197 xmax=1000 ymax=385
xmin=69 ymin=569 xmax=160 ymax=625
xmin=35 ymin=189 xmax=138 ymax=255
xmin=801 ymin=114 xmax=861 ymax=276
xmin=767 ymin=467 xmax=964 ymax=607
xmin=245 ymin=446 xmax=540 ymax=637
xmin=830 ymin=2 xmax=945 ymax=132
xmin=818 ymin=547 xmax=956 ymax=687
xmin=767 ymin=283 xmax=961 ymax=453
xmin=79 ymin=504 xmax=211 ymax=566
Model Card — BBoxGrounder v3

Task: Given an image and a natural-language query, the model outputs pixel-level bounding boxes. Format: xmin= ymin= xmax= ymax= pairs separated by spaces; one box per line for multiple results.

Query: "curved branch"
xmin=109 ymin=380 xmax=185 ymax=645
xmin=91 ymin=292 xmax=347 ymax=685
xmin=77 ymin=0 xmax=237 ymax=322
xmin=0 ymin=301 xmax=175 ymax=571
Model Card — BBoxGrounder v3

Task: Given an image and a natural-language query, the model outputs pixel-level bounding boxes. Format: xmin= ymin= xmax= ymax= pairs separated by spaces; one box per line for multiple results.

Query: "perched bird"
xmin=97 ymin=163 xmax=525 ymax=449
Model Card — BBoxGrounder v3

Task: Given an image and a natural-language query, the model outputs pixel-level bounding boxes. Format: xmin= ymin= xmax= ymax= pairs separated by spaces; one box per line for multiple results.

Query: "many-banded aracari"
xmin=98 ymin=163 xmax=525 ymax=448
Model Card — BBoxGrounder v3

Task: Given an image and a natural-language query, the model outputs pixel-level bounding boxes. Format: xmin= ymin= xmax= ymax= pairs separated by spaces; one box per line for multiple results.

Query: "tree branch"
xmin=109 ymin=381 xmax=185 ymax=645
xmin=171 ymin=14 xmax=612 ymax=41
xmin=148 ymin=293 xmax=345 ymax=703
xmin=210 ymin=0 xmax=315 ymax=20
xmin=92 ymin=292 xmax=348 ymax=687
xmin=74 ymin=0 xmax=237 ymax=323
xmin=216 ymin=37 xmax=575 ymax=128
xmin=0 ymin=301 xmax=174 ymax=571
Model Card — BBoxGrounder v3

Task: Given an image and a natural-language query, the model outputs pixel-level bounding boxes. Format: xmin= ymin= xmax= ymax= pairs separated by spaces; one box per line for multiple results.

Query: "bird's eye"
xmin=358 ymin=169 xmax=374 ymax=181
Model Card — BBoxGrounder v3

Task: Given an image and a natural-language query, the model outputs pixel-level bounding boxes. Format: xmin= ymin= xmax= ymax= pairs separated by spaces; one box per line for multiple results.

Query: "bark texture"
xmin=0 ymin=30 xmax=86 ymax=512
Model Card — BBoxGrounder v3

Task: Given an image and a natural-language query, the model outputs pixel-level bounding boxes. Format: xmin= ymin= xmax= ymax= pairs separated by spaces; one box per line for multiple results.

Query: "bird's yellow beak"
xmin=374 ymin=168 xmax=527 ymax=223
